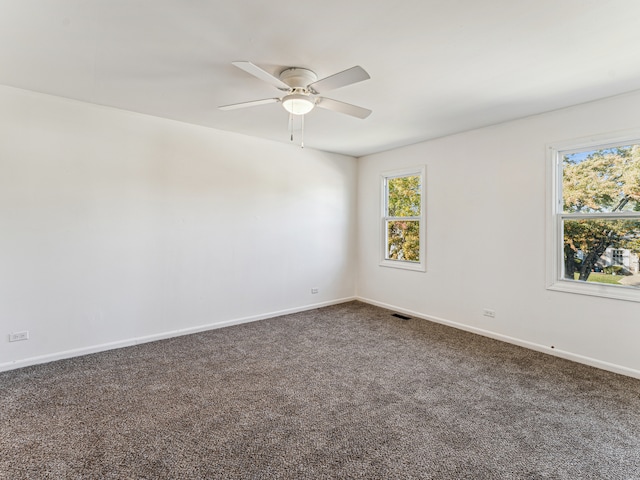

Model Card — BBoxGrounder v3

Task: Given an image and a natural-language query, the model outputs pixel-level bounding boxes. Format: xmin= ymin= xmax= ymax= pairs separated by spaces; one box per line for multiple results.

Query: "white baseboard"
xmin=356 ymin=296 xmax=640 ymax=380
xmin=0 ymin=296 xmax=356 ymax=373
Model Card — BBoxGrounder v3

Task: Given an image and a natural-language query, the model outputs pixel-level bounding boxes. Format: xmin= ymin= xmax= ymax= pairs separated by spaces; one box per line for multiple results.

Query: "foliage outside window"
xmin=380 ymin=166 xmax=426 ymax=272
xmin=548 ymin=134 xmax=640 ymax=301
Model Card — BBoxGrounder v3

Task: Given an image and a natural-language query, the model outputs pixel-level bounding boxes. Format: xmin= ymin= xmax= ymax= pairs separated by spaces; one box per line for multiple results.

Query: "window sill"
xmin=547 ymin=279 xmax=640 ymax=303
xmin=379 ymin=259 xmax=426 ymax=272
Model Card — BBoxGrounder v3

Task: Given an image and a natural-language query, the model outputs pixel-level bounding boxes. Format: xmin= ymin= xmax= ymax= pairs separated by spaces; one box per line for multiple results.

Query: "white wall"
xmin=0 ymin=85 xmax=357 ymax=370
xmin=4 ymin=82 xmax=640 ymax=379
xmin=357 ymin=90 xmax=640 ymax=378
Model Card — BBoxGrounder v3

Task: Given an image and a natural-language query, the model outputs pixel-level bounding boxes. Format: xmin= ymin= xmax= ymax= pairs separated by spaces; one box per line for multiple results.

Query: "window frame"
xmin=379 ymin=165 xmax=426 ymax=272
xmin=546 ymin=131 xmax=640 ymax=302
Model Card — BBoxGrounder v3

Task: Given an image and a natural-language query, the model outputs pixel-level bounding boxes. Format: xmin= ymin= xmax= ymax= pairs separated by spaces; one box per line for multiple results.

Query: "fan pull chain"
xmin=287 ymin=113 xmax=305 ymax=148
xmin=289 ymin=113 xmax=293 ymax=142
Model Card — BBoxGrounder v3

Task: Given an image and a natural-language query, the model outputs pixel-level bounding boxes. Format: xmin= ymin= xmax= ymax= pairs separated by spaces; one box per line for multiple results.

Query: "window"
xmin=612 ymin=249 xmax=625 ymax=267
xmin=547 ymin=132 xmax=640 ymax=301
xmin=380 ymin=166 xmax=426 ymax=271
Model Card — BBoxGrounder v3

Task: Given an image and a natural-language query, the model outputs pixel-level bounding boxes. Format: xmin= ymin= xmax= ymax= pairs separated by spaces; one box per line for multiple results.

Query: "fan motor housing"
xmin=279 ymin=68 xmax=317 ymax=89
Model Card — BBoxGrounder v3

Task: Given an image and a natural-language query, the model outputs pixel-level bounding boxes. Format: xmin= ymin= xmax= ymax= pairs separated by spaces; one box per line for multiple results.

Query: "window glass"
xmin=563 ymin=146 xmax=640 ymax=213
xmin=563 ymin=218 xmax=640 ymax=286
xmin=387 ymin=175 xmax=421 ymax=217
xmin=386 ymin=220 xmax=420 ymax=262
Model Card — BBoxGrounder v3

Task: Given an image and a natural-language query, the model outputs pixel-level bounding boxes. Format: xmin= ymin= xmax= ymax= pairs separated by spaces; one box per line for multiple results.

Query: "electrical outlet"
xmin=311 ymin=288 xmax=319 ymax=294
xmin=482 ymin=309 xmax=496 ymax=318
xmin=9 ymin=330 xmax=29 ymax=342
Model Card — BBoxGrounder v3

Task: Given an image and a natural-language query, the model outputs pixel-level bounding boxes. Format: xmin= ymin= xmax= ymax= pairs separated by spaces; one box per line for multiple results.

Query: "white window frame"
xmin=380 ymin=165 xmax=426 ymax=272
xmin=546 ymin=130 xmax=640 ymax=302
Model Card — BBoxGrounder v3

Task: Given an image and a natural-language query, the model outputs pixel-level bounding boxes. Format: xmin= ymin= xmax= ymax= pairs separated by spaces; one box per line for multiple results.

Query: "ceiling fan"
xmin=219 ymin=61 xmax=372 ymax=146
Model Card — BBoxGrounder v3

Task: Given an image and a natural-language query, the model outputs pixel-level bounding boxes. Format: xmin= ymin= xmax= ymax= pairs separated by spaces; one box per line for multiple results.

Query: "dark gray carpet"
xmin=1 ymin=301 xmax=639 ymax=479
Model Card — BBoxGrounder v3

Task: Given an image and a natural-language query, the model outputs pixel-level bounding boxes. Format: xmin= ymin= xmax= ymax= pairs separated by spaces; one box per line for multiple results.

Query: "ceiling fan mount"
xmin=278 ymin=67 xmax=318 ymax=91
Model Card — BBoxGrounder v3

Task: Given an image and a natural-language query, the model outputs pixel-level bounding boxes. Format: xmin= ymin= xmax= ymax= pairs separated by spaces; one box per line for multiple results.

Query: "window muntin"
xmin=380 ymin=167 xmax=426 ymax=271
xmin=548 ymin=135 xmax=640 ymax=301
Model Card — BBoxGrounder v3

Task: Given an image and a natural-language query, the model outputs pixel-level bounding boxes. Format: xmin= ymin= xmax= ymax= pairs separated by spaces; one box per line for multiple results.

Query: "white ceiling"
xmin=2 ymin=0 xmax=640 ymax=157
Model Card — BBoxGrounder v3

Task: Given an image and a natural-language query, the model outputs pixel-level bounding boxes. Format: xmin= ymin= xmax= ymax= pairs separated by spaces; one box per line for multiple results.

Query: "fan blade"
xmin=232 ymin=61 xmax=291 ymax=90
xmin=316 ymin=97 xmax=371 ymax=119
xmin=308 ymin=66 xmax=370 ymax=94
xmin=219 ymin=98 xmax=280 ymax=110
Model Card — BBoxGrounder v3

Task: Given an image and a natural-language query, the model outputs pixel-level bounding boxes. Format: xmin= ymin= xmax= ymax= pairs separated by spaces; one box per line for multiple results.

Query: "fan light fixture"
xmin=282 ymin=94 xmax=315 ymax=115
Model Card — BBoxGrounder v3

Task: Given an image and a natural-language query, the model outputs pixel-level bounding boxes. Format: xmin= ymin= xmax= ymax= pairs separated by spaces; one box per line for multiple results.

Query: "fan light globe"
xmin=282 ymin=94 xmax=315 ymax=115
